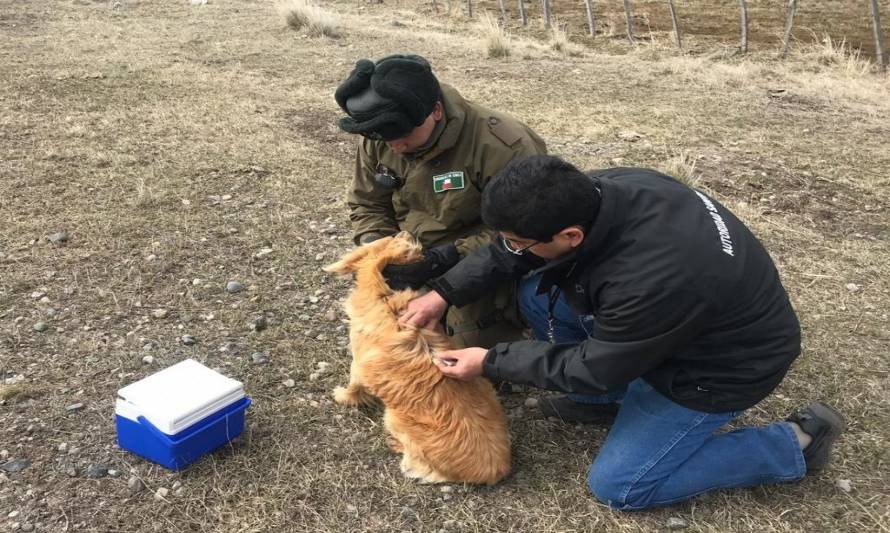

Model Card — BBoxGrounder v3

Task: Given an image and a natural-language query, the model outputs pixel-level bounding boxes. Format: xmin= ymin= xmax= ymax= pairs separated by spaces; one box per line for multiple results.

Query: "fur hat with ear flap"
xmin=334 ymin=54 xmax=442 ymax=141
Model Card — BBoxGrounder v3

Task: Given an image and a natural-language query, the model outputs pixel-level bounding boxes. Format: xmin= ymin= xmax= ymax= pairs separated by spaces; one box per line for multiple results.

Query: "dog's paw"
xmin=332 ymin=386 xmax=357 ymax=406
xmin=385 ymin=435 xmax=404 ymax=453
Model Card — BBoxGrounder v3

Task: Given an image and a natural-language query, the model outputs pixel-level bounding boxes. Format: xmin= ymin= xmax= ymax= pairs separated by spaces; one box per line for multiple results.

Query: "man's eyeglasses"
xmin=500 ymin=235 xmax=539 ymax=255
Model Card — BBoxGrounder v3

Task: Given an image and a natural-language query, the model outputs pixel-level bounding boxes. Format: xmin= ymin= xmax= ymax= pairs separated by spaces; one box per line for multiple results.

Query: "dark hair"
xmin=482 ymin=155 xmax=600 ymax=242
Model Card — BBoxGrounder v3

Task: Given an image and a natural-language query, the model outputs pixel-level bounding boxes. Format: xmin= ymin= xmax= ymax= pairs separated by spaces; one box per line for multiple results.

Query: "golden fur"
xmin=323 ymin=233 xmax=511 ymax=485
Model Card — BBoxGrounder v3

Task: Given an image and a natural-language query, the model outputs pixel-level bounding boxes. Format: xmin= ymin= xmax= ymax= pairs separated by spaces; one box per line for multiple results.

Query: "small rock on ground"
xmin=523 ymin=397 xmax=539 ymax=408
xmin=251 ymin=316 xmax=268 ymax=331
xmin=142 ymin=355 xmax=154 ymax=365
xmin=666 ymin=517 xmax=688 ymax=530
xmin=226 ymin=281 xmax=245 ymax=293
xmin=32 ymin=322 xmax=48 ymax=332
xmin=0 ymin=459 xmax=31 ymax=473
xmin=85 ymin=464 xmax=108 ymax=479
xmin=154 ymin=487 xmax=169 ymax=500
xmin=180 ymin=335 xmax=197 ymax=346
xmin=152 ymin=309 xmax=169 ymax=319
xmin=48 ymin=231 xmax=69 ymax=244
xmin=251 ymin=352 xmax=269 ymax=364
xmin=128 ymin=476 xmax=145 ymax=493
xmin=65 ymin=403 xmax=85 ymax=413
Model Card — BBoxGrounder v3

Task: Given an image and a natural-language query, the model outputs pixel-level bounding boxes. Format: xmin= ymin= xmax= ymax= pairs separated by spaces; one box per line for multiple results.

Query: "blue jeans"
xmin=518 ymin=275 xmax=806 ymax=509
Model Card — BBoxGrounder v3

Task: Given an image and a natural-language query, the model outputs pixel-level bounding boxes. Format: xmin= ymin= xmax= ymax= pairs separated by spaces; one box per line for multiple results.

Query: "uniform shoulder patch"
xmin=487 ymin=115 xmax=523 ymax=146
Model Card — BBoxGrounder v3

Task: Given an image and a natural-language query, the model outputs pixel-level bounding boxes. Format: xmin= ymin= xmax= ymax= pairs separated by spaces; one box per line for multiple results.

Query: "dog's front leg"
xmin=332 ymin=361 xmax=376 ymax=407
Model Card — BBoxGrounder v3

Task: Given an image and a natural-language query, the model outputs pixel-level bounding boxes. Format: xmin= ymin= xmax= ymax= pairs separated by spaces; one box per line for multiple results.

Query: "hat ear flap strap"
xmin=334 ymin=59 xmax=375 ymax=113
xmin=337 ymin=111 xmax=416 ymax=139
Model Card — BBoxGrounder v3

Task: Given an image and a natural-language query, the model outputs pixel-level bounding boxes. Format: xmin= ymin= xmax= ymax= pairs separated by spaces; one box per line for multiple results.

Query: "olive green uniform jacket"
xmin=347 ymin=84 xmax=547 ymax=348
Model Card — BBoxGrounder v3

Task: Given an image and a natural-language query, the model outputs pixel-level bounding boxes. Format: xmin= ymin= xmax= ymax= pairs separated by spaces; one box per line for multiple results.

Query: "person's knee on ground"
xmin=586 ymin=461 xmax=655 ymax=511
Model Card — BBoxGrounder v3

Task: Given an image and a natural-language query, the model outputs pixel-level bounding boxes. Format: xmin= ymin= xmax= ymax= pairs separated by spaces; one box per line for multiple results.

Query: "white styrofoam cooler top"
xmin=116 ymin=359 xmax=245 ymax=435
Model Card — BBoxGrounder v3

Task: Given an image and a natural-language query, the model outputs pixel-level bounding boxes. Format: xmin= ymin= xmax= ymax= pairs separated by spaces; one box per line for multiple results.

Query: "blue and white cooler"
xmin=115 ymin=359 xmax=252 ymax=470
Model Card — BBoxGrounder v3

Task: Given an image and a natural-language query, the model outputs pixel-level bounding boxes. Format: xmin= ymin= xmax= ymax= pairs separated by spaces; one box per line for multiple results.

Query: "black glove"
xmin=382 ymin=243 xmax=461 ymax=290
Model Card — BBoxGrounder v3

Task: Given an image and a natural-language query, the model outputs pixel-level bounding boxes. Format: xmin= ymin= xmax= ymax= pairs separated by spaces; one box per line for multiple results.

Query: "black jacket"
xmin=429 ymin=168 xmax=801 ymax=413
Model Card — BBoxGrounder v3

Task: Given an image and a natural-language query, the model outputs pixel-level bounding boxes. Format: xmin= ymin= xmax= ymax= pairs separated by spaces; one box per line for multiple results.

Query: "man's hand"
xmin=433 ymin=347 xmax=488 ymax=381
xmin=382 ymin=243 xmax=460 ymax=290
xmin=399 ymin=291 xmax=449 ymax=330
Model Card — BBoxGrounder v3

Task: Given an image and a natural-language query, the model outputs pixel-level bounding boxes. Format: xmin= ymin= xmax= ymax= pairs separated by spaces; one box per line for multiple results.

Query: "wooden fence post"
xmin=465 ymin=0 xmax=472 ymax=18
xmin=781 ymin=0 xmax=798 ymax=58
xmin=498 ymin=0 xmax=508 ymax=21
xmin=667 ymin=0 xmax=682 ymax=49
xmin=584 ymin=0 xmax=595 ymax=38
xmin=869 ymin=0 xmax=887 ymax=71
xmin=738 ymin=0 xmax=749 ymax=54
xmin=542 ymin=0 xmax=551 ymax=28
xmin=518 ymin=0 xmax=527 ymax=25
xmin=623 ymin=0 xmax=635 ymax=44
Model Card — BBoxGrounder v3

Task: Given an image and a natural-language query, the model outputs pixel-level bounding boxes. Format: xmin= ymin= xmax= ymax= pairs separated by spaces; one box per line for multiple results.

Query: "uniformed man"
xmin=334 ymin=54 xmax=547 ymax=348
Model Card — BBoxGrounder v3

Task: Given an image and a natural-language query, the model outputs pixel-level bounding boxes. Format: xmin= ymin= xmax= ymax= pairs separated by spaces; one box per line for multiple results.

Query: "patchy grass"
xmin=277 ymin=0 xmax=340 ymax=37
xmin=1 ymin=1 xmax=888 ymax=532
xmin=477 ymin=12 xmax=512 ymax=58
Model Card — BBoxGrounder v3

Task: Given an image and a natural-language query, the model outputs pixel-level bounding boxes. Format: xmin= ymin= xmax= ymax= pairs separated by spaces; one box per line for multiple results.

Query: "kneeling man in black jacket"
xmin=399 ymin=155 xmax=845 ymax=510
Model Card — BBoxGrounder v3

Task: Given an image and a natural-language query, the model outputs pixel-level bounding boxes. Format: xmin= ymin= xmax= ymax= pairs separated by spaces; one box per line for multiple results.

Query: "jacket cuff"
xmin=426 ymin=277 xmax=454 ymax=306
xmin=481 ymin=344 xmax=507 ymax=381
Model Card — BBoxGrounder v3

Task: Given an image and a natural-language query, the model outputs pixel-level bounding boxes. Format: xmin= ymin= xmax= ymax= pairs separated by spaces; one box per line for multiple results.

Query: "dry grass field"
xmin=1 ymin=0 xmax=889 ymax=532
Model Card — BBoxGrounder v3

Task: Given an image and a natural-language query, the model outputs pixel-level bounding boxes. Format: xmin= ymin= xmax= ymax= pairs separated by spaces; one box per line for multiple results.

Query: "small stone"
xmin=85 ymin=464 xmax=108 ymax=478
xmin=283 ymin=379 xmax=295 ymax=388
xmin=142 ymin=343 xmax=154 ymax=351
xmin=308 ymin=296 xmax=319 ymax=304
xmin=324 ymin=309 xmax=337 ymax=322
xmin=523 ymin=397 xmax=539 ymax=408
xmin=836 ymin=479 xmax=852 ymax=493
xmin=192 ymin=278 xmax=203 ymax=285
xmin=443 ymin=520 xmax=456 ymax=530
xmin=154 ymin=487 xmax=169 ymax=500
xmin=1 ymin=459 xmax=31 ymax=473
xmin=48 ymin=231 xmax=69 ymax=244
xmin=32 ymin=322 xmax=48 ymax=332
xmin=30 ymin=291 xmax=46 ymax=299
xmin=666 ymin=517 xmax=688 ymax=530
xmin=152 ymin=309 xmax=169 ymax=319
xmin=845 ymin=283 xmax=860 ymax=292
xmin=145 ymin=254 xmax=157 ymax=262
xmin=8 ymin=510 xmax=19 ymax=518
xmin=316 ymin=361 xmax=331 ymax=370
xmin=180 ymin=335 xmax=197 ymax=346
xmin=226 ymin=281 xmax=245 ymax=293
xmin=142 ymin=355 xmax=154 ymax=365
xmin=251 ymin=316 xmax=268 ymax=332
xmin=65 ymin=403 xmax=85 ymax=413
xmin=251 ymin=352 xmax=269 ymax=365
xmin=346 ymin=504 xmax=357 ymax=513
xmin=58 ymin=443 xmax=68 ymax=453
xmin=440 ymin=485 xmax=453 ymax=493
xmin=107 ymin=469 xmax=119 ymax=477
xmin=171 ymin=480 xmax=182 ymax=490
xmin=20 ymin=524 xmax=34 ymax=532
xmin=618 ymin=131 xmax=643 ymax=142
xmin=127 ymin=476 xmax=144 ymax=493
xmin=315 ymin=252 xmax=326 ymax=261
xmin=308 ymin=372 xmax=321 ymax=381
xmin=255 ymin=247 xmax=273 ymax=258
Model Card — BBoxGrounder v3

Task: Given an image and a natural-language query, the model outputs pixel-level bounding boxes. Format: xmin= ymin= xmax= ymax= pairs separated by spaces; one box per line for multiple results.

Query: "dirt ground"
xmin=1 ymin=0 xmax=888 ymax=532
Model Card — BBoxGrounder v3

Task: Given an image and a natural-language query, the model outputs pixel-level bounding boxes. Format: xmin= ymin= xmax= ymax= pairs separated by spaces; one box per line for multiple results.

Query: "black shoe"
xmin=786 ymin=402 xmax=845 ymax=474
xmin=538 ymin=395 xmax=620 ymax=425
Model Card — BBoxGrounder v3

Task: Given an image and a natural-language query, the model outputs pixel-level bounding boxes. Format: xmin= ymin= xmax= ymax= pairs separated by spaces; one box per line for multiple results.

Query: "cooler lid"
xmin=116 ymin=359 xmax=245 ymax=435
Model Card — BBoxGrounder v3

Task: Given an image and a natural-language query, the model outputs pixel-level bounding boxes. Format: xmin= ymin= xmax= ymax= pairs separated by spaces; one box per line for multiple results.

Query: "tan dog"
xmin=324 ymin=232 xmax=511 ymax=485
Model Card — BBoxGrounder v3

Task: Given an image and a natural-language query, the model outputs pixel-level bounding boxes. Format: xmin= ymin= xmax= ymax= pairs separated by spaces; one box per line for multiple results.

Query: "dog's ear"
xmin=323 ymin=237 xmax=393 ymax=275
